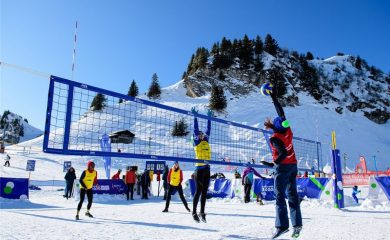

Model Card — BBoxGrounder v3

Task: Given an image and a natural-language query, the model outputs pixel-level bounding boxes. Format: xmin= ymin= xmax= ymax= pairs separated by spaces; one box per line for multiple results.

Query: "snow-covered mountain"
xmin=0 ymin=110 xmax=43 ymax=144
xmin=183 ymin=36 xmax=389 ymax=125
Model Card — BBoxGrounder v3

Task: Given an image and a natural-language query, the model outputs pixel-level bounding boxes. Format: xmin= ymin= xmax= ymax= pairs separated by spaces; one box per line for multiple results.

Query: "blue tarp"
xmin=375 ymin=176 xmax=390 ymax=201
xmin=0 ymin=177 xmax=29 ymax=199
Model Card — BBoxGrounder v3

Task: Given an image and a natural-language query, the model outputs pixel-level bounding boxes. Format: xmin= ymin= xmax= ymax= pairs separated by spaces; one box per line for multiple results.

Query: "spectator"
xmin=112 ymin=169 xmax=122 ymax=180
xmin=242 ymin=164 xmax=265 ymax=203
xmin=64 ymin=167 xmax=76 ymax=199
xmin=141 ymin=170 xmax=151 ymax=199
xmin=352 ymin=185 xmax=361 ymax=204
xmin=125 ymin=167 xmax=137 ymax=200
xmin=3 ymin=152 xmax=10 ymax=167
xmin=162 ymin=165 xmax=169 ymax=200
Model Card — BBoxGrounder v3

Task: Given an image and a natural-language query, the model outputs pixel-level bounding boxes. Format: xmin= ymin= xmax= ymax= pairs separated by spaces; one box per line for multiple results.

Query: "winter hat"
xmin=273 ymin=117 xmax=289 ymax=132
xmin=87 ymin=161 xmax=95 ymax=168
xmin=174 ymin=161 xmax=179 ymax=165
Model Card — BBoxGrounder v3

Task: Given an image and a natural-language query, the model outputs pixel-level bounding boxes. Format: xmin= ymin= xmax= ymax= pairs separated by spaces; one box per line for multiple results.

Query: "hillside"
xmin=182 ymin=35 xmax=389 ymax=124
xmin=0 ymin=110 xmax=43 ymax=144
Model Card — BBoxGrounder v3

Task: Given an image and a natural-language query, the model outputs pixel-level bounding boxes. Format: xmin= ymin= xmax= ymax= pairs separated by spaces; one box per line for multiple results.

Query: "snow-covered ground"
xmin=1 ymin=187 xmax=390 ymax=240
xmin=1 ymin=149 xmax=390 ymax=240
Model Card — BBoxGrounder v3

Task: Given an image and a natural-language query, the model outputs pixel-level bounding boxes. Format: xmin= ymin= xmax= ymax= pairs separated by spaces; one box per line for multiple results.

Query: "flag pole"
xmin=71 ymin=21 xmax=78 ymax=80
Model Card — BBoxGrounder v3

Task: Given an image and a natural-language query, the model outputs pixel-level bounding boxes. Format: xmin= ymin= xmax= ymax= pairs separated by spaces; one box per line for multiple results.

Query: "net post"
xmin=63 ymin=85 xmax=74 ymax=151
xmin=43 ymin=76 xmax=55 ymax=152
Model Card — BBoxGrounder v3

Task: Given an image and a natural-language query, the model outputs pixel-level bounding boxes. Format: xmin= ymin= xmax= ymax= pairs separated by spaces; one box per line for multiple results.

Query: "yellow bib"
xmin=170 ymin=169 xmax=181 ymax=186
xmin=194 ymin=140 xmax=211 ymax=166
xmin=80 ymin=170 xmax=97 ymax=189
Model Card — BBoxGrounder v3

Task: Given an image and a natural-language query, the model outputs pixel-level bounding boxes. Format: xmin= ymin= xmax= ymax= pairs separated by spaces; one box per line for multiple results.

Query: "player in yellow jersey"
xmin=76 ymin=161 xmax=98 ymax=220
xmin=191 ymin=107 xmax=212 ymax=223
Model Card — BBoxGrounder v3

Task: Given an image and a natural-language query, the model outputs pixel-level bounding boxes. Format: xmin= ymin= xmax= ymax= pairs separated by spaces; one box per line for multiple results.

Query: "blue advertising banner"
xmin=253 ymin=178 xmax=275 ymax=200
xmin=26 ymin=160 xmax=36 ymax=171
xmin=188 ymin=178 xmax=330 ymax=200
xmin=189 ymin=179 xmax=232 ymax=198
xmin=92 ymin=179 xmax=127 ymax=195
xmin=100 ymin=134 xmax=112 ymax=179
xmin=145 ymin=161 xmax=166 ymax=174
xmin=253 ymin=177 xmax=330 ymax=200
xmin=375 ymin=176 xmax=390 ymax=201
xmin=0 ymin=177 xmax=29 ymax=199
xmin=63 ymin=161 xmax=72 ymax=172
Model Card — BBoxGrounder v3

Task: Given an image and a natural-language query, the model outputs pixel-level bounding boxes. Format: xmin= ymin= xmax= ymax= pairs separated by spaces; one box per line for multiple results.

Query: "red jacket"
xmin=112 ymin=172 xmax=121 ymax=180
xmin=271 ymin=128 xmax=297 ymax=165
xmin=125 ymin=170 xmax=137 ymax=184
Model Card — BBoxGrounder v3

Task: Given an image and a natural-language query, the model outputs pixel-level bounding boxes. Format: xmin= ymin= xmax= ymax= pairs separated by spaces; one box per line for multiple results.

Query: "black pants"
xmin=244 ymin=183 xmax=252 ymax=203
xmin=193 ymin=167 xmax=210 ymax=214
xmin=65 ymin=181 xmax=74 ymax=198
xmin=4 ymin=161 xmax=10 ymax=167
xmin=163 ymin=181 xmax=168 ymax=200
xmin=126 ymin=183 xmax=134 ymax=200
xmin=141 ymin=185 xmax=149 ymax=199
xmin=165 ymin=184 xmax=188 ymax=210
xmin=77 ymin=188 xmax=93 ymax=211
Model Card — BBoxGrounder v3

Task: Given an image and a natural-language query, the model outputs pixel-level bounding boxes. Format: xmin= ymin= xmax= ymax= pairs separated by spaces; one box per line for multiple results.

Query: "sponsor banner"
xmin=189 ymin=178 xmax=328 ymax=200
xmin=92 ymin=179 xmax=126 ymax=195
xmin=189 ymin=179 xmax=232 ymax=198
xmin=343 ymin=174 xmax=370 ymax=186
xmin=0 ymin=177 xmax=29 ymax=199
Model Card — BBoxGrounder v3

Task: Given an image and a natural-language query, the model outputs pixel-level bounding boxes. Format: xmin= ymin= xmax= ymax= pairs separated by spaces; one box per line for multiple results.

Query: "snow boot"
xmin=85 ymin=212 xmax=93 ymax=218
xmin=162 ymin=209 xmax=168 ymax=212
xmin=271 ymin=227 xmax=289 ymax=239
xmin=291 ymin=226 xmax=302 ymax=238
xmin=192 ymin=213 xmax=200 ymax=223
xmin=200 ymin=213 xmax=207 ymax=223
xmin=75 ymin=215 xmax=79 ymax=220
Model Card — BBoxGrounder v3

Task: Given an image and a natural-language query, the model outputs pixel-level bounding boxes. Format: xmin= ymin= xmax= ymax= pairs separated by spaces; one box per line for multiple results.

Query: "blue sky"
xmin=1 ymin=0 xmax=389 ymax=129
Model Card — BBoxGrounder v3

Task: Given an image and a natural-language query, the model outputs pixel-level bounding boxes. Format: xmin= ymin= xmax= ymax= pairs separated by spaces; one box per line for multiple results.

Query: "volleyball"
xmin=260 ymin=82 xmax=273 ymax=96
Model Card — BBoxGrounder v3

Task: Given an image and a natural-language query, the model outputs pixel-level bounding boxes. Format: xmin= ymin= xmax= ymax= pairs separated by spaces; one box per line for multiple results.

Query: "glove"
xmin=207 ymin=109 xmax=213 ymax=117
xmin=261 ymin=161 xmax=275 ymax=168
xmin=191 ymin=107 xmax=198 ymax=114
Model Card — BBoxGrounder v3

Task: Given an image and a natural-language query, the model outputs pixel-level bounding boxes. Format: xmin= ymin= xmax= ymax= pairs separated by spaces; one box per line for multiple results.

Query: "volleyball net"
xmin=43 ymin=76 xmax=322 ymax=172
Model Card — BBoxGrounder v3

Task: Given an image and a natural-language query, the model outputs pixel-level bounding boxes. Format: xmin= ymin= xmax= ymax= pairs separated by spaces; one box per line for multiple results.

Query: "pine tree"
xmin=211 ymin=42 xmax=220 ymax=55
xmin=19 ymin=124 xmax=24 ymax=137
xmin=128 ymin=80 xmax=139 ymax=97
xmin=24 ymin=118 xmax=28 ymax=123
xmin=355 ymin=56 xmax=362 ymax=70
xmin=209 ymin=85 xmax=227 ymax=111
xmin=299 ymin=58 xmax=321 ymax=100
xmin=171 ymin=118 xmax=189 ymax=137
xmin=266 ymin=65 xmax=287 ymax=97
xmin=306 ymin=52 xmax=314 ymax=60
xmin=240 ymin=34 xmax=253 ymax=69
xmin=90 ymin=93 xmax=107 ymax=111
xmin=218 ymin=71 xmax=226 ymax=80
xmin=264 ymin=34 xmax=279 ymax=56
xmin=147 ymin=73 xmax=162 ymax=100
xmin=254 ymin=35 xmax=263 ymax=55
xmin=182 ymin=71 xmax=187 ymax=80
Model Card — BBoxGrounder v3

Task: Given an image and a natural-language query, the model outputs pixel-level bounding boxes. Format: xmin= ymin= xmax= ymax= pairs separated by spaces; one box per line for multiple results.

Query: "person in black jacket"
xmin=64 ymin=167 xmax=76 ymax=199
xmin=141 ymin=170 xmax=151 ymax=199
xmin=162 ymin=165 xmax=169 ymax=200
